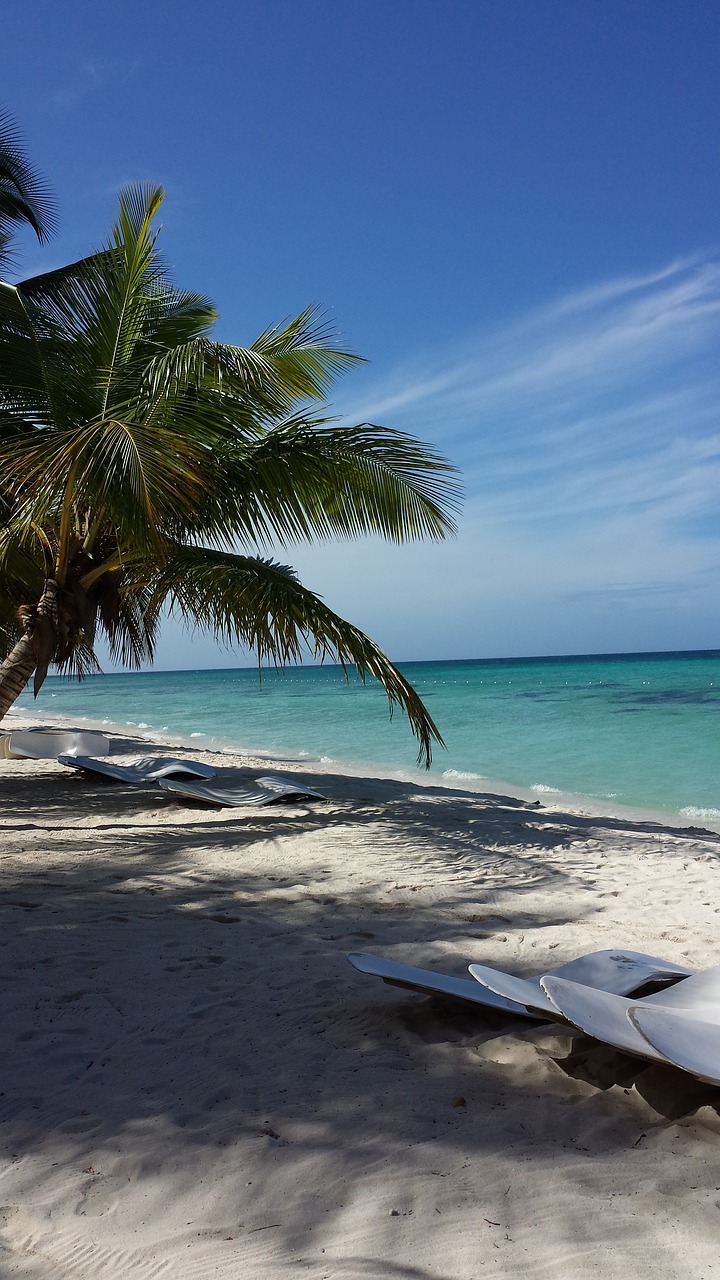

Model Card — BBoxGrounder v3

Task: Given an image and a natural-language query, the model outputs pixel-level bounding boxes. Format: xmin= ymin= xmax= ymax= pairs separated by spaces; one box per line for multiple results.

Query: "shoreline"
xmin=12 ymin=644 xmax=720 ymax=831
xmin=7 ymin=700 xmax=720 ymax=836
xmin=3 ymin=712 xmax=720 ymax=1276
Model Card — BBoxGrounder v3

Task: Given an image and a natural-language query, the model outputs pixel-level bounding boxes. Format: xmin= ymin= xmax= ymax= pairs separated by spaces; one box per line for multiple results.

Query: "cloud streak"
xmin=336 ymin=256 xmax=720 ymax=540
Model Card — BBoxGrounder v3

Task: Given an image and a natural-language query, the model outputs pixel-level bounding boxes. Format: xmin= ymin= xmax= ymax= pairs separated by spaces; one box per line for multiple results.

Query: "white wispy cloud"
xmin=50 ymin=56 xmax=143 ymax=109
xmin=336 ymin=256 xmax=720 ymax=532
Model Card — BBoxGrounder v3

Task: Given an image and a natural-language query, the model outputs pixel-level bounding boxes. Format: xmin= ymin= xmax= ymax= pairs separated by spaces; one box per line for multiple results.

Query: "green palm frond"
xmin=0 ymin=279 xmax=58 ymax=432
xmin=139 ymin=316 xmax=358 ymax=428
xmin=2 ymin=415 xmax=208 ymax=551
xmin=52 ymin=639 xmax=102 ymax=682
xmin=0 ymin=529 xmax=43 ymax=650
xmin=250 ymin=306 xmax=362 ymax=404
xmin=178 ymin=412 xmax=461 ymax=548
xmin=0 ymin=522 xmax=46 ymax=587
xmin=96 ymin=576 xmax=158 ymax=669
xmin=146 ymin=544 xmax=444 ymax=766
xmin=17 ymin=250 xmax=118 ymax=314
xmin=0 ymin=111 xmax=57 ymax=269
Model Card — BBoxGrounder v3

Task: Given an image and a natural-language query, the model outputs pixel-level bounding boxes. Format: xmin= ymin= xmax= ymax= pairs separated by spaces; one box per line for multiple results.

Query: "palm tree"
xmin=0 ymin=184 xmax=460 ymax=765
xmin=0 ymin=109 xmax=56 ymax=271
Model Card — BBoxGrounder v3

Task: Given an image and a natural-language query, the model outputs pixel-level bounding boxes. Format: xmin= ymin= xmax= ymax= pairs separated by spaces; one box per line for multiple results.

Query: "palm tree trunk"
xmin=0 ymin=632 xmax=37 ymax=722
xmin=0 ymin=579 xmax=61 ymax=721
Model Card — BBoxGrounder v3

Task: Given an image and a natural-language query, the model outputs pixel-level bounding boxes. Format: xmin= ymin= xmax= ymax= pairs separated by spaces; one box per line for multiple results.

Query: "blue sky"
xmin=4 ymin=0 xmax=720 ymax=665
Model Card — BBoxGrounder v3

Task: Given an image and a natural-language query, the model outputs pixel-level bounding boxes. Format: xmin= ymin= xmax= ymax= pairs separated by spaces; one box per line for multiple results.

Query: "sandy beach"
xmin=2 ymin=716 xmax=720 ymax=1279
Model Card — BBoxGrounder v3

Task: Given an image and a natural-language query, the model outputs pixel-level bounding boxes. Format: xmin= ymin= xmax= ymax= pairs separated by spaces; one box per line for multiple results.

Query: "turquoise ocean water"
xmin=14 ymin=649 xmax=720 ymax=826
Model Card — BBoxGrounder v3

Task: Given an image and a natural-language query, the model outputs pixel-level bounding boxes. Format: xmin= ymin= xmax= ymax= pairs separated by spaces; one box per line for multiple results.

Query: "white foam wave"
xmin=530 ymin=783 xmax=562 ymax=794
xmin=680 ymin=806 xmax=720 ymax=820
xmin=442 ymin=768 xmax=485 ymax=781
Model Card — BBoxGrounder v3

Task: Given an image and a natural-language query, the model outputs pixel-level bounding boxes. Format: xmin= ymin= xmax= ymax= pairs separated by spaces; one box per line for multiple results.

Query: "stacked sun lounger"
xmin=1 ymin=728 xmax=111 ymax=759
xmin=348 ymin=949 xmax=720 ymax=1087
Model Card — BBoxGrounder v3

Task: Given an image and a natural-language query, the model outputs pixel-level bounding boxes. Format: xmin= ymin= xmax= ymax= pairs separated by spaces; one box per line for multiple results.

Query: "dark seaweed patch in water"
xmin=614 ymin=690 xmax=720 ymax=707
xmin=517 ymin=685 xmax=616 ymax=700
xmin=517 ymin=690 xmax=562 ymax=700
xmin=517 ymin=685 xmax=720 ymax=710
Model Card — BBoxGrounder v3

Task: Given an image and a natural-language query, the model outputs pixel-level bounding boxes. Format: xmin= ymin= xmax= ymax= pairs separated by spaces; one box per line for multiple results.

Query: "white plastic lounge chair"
xmin=58 ymin=754 xmax=216 ymax=783
xmin=629 ymin=1002 xmax=720 ymax=1085
xmin=539 ymin=963 xmax=720 ymax=1065
xmin=347 ymin=952 xmax=538 ymax=1017
xmin=351 ymin=950 xmax=693 ymax=1021
xmin=157 ymin=773 xmax=326 ymax=806
xmin=6 ymin=729 xmax=111 ymax=759
xmin=256 ymin=774 xmax=326 ymax=800
xmin=468 ymin=950 xmax=694 ymax=1018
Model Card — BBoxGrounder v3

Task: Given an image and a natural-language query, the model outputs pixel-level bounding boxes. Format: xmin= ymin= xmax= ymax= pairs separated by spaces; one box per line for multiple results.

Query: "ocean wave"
xmin=530 ymin=783 xmax=562 ymax=794
xmin=680 ymin=806 xmax=720 ymax=820
xmin=442 ymin=768 xmax=485 ymax=781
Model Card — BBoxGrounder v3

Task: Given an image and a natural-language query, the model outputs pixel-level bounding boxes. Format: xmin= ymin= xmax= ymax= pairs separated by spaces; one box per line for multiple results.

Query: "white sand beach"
xmin=2 ymin=717 xmax=720 ymax=1279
